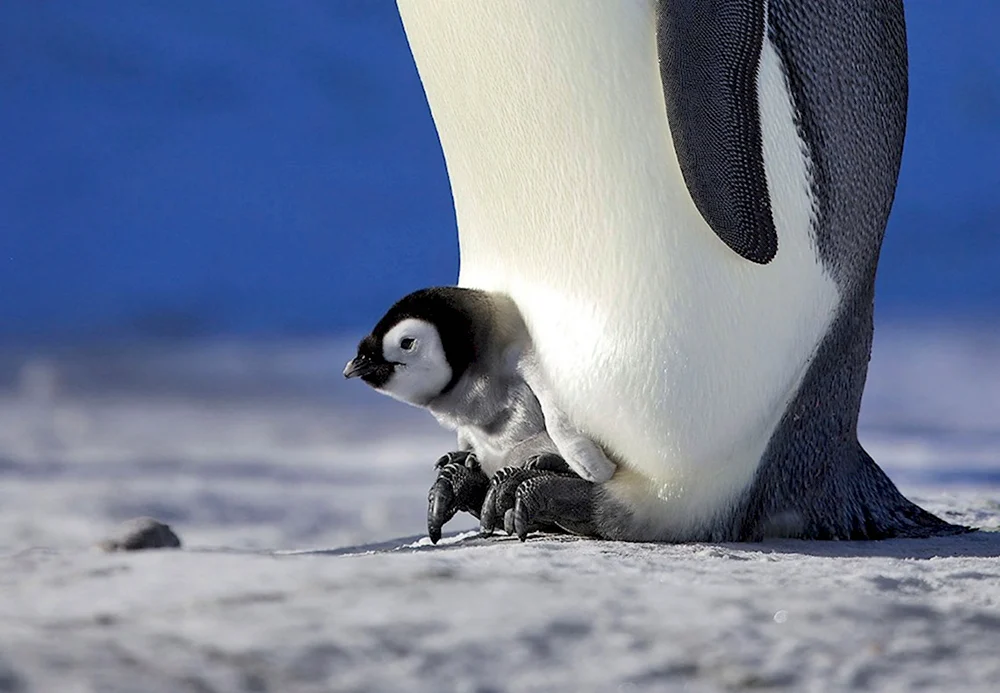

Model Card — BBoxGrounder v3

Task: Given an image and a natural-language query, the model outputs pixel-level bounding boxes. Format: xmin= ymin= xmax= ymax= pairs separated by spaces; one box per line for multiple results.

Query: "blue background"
xmin=1 ymin=2 xmax=997 ymax=342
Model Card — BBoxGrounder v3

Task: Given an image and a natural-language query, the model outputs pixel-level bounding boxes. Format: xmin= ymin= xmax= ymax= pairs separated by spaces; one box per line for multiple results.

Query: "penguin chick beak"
xmin=345 ymin=336 xmax=395 ymax=388
xmin=343 ymin=355 xmax=376 ymax=379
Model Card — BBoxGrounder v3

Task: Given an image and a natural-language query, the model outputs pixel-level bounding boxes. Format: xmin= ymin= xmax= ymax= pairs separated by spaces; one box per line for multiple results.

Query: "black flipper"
xmin=655 ymin=0 xmax=778 ymax=264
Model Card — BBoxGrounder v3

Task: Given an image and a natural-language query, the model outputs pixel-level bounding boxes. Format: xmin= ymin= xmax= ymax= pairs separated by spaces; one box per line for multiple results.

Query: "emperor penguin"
xmin=344 ymin=286 xmax=615 ymax=541
xmin=344 ymin=286 xmax=615 ymax=543
xmin=394 ymin=1 xmax=970 ymax=541
xmin=344 ymin=286 xmax=614 ymax=481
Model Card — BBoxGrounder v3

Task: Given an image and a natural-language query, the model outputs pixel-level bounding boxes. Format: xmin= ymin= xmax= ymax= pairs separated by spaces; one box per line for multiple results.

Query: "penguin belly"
xmin=397 ymin=0 xmax=840 ymax=539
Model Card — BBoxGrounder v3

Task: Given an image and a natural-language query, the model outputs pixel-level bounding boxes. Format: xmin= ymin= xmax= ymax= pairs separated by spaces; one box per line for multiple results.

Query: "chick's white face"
xmin=380 ymin=318 xmax=452 ymax=405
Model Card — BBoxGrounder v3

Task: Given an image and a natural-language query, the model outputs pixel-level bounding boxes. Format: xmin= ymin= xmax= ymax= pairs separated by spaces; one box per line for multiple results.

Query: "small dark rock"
xmin=98 ymin=516 xmax=182 ymax=552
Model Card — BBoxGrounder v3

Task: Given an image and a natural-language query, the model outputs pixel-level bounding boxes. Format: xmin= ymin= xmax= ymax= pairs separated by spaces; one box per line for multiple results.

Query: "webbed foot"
xmin=510 ymin=475 xmax=597 ymax=541
xmin=427 ymin=451 xmax=490 ymax=544
xmin=480 ymin=455 xmax=598 ymax=541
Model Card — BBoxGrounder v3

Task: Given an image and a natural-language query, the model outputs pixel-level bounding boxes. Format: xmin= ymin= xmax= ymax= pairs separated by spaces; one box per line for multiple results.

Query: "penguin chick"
xmin=343 ymin=287 xmax=616 ymax=483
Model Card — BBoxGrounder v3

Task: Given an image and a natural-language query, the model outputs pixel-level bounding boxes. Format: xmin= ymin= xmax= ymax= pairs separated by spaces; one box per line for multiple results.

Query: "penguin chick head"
xmin=344 ymin=288 xmax=485 ymax=407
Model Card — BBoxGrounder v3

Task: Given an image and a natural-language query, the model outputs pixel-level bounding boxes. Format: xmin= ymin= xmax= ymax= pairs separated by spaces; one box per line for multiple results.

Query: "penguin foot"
xmin=523 ymin=452 xmax=575 ymax=474
xmin=510 ymin=475 xmax=598 ymax=541
xmin=479 ymin=466 xmax=555 ymax=536
xmin=480 ymin=458 xmax=596 ymax=541
xmin=427 ymin=451 xmax=490 ymax=544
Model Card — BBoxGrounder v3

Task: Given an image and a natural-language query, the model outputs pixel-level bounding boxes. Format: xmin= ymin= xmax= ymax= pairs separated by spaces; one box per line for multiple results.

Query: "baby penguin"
xmin=344 ymin=286 xmax=616 ymax=541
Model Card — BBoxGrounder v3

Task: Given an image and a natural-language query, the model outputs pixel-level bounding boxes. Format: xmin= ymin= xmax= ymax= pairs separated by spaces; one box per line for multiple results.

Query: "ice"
xmin=0 ymin=326 xmax=997 ymax=692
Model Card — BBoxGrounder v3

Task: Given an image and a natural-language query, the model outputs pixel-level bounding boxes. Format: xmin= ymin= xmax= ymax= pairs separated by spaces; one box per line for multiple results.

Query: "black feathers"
xmin=368 ymin=287 xmax=491 ymax=394
xmin=656 ymin=0 xmax=778 ymax=264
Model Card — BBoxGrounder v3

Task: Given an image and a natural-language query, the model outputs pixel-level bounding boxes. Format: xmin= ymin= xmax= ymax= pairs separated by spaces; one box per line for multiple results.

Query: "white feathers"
xmin=518 ymin=349 xmax=617 ymax=483
xmin=379 ymin=318 xmax=453 ymax=406
xmin=397 ymin=0 xmax=840 ymax=539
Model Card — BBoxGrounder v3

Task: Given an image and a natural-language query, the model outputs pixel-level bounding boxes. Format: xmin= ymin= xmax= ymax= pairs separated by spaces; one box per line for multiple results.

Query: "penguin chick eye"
xmin=400 ymin=337 xmax=416 ymax=351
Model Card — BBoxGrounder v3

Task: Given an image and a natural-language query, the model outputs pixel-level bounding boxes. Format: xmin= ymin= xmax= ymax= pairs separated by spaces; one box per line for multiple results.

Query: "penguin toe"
xmin=427 ymin=452 xmax=489 ymax=543
xmin=434 ymin=450 xmax=474 ymax=470
xmin=426 ymin=478 xmax=455 ymax=544
xmin=479 ymin=463 xmax=596 ymax=540
xmin=503 ymin=508 xmax=517 ymax=536
xmin=523 ymin=453 xmax=574 ymax=474
xmin=479 ymin=466 xmax=549 ymax=536
xmin=513 ymin=475 xmax=598 ymax=541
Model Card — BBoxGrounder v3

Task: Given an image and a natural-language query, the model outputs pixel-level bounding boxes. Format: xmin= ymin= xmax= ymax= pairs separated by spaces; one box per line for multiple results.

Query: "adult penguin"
xmin=395 ymin=0 xmax=968 ymax=541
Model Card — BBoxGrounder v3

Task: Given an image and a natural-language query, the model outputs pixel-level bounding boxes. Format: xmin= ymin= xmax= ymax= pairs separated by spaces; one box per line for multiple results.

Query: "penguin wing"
xmin=517 ymin=349 xmax=616 ymax=483
xmin=655 ymin=0 xmax=778 ymax=264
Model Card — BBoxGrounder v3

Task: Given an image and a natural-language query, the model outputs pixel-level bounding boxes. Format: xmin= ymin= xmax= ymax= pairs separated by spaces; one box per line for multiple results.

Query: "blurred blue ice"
xmin=0 ymin=1 xmax=997 ymax=340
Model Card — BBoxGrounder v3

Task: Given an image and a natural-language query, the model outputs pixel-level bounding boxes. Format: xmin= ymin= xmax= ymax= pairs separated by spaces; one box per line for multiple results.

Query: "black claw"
xmin=479 ymin=467 xmax=549 ymax=536
xmin=513 ymin=477 xmax=547 ymax=541
xmin=503 ymin=508 xmax=516 ymax=536
xmin=524 ymin=453 xmax=575 ymax=475
xmin=435 ymin=450 xmax=473 ymax=470
xmin=427 ymin=478 xmax=457 ymax=544
xmin=479 ymin=486 xmax=499 ymax=537
xmin=514 ymin=475 xmax=597 ymax=540
xmin=427 ymin=452 xmax=489 ymax=544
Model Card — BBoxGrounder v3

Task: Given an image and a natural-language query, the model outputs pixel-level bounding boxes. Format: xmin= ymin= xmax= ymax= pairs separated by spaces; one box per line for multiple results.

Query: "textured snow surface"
xmin=0 ymin=327 xmax=998 ymax=692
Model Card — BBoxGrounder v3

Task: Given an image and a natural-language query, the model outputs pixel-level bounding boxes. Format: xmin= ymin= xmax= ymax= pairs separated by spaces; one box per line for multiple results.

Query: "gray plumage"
xmin=347 ymin=286 xmax=620 ymax=542
xmin=345 ymin=287 xmax=564 ymax=477
xmin=421 ymin=295 xmax=561 ymax=477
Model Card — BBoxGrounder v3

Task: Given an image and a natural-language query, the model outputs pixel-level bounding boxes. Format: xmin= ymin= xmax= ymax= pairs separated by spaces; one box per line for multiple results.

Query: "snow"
xmin=0 ymin=325 xmax=998 ymax=692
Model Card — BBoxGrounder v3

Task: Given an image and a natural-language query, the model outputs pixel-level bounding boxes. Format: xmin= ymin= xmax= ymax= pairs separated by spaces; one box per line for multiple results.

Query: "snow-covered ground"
xmin=0 ymin=325 xmax=998 ymax=692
